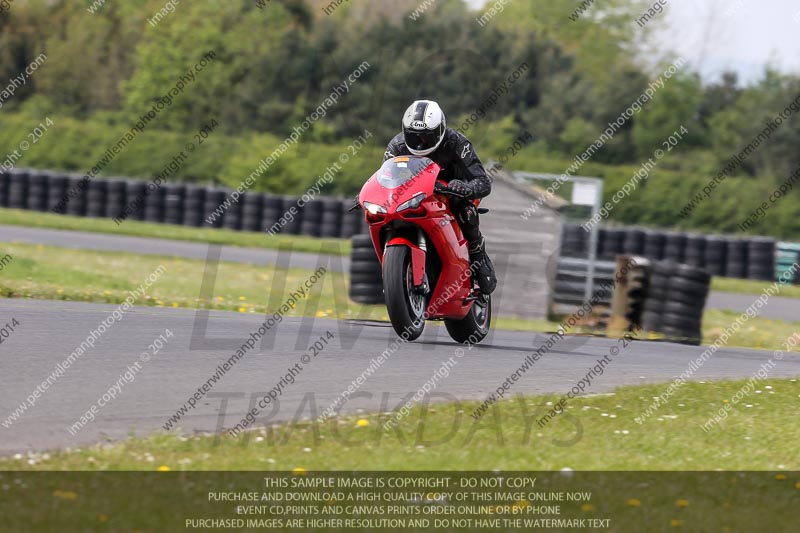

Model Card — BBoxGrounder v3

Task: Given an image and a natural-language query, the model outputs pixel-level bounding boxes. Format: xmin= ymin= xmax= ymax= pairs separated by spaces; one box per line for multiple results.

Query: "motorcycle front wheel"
xmin=382 ymin=246 xmax=426 ymax=341
xmin=444 ymin=294 xmax=491 ymax=344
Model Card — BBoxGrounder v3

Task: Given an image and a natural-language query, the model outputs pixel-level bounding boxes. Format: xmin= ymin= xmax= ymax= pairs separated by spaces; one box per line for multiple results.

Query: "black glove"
xmin=443 ymin=179 xmax=472 ymax=198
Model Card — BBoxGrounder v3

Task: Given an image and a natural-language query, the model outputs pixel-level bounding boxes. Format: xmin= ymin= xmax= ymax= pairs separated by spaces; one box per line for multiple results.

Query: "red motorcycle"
xmin=357 ymin=156 xmax=491 ymax=343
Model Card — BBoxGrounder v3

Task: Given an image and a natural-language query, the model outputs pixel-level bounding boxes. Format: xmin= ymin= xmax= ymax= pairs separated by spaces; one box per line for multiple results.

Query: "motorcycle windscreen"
xmin=376 ymin=156 xmax=434 ymax=189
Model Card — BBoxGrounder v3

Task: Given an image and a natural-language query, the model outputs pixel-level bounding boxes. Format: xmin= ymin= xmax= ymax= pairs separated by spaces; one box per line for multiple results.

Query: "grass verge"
xmin=711 ymin=276 xmax=800 ymax=299
xmin=0 ymin=208 xmax=350 ymax=255
xmin=4 ymin=378 xmax=799 ymax=470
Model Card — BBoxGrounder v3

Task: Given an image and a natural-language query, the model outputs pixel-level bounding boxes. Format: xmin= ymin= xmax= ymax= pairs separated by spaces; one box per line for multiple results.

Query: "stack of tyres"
xmin=86 ymin=179 xmax=107 ymax=217
xmin=683 ymin=234 xmax=705 ymax=269
xmin=202 ymin=189 xmax=225 ymax=228
xmin=221 ymin=190 xmax=242 ymax=231
xmin=319 ymin=198 xmax=344 ymax=238
xmin=143 ymin=181 xmax=166 ymax=223
xmin=300 ymin=199 xmax=324 ymax=237
xmin=553 ymin=257 xmax=616 ymax=307
xmin=341 ymin=201 xmax=363 ymax=239
xmin=65 ymin=175 xmax=88 ymax=216
xmin=643 ymin=229 xmax=665 ymax=260
xmin=261 ymin=195 xmax=283 ymax=233
xmin=349 ymin=234 xmax=384 ymax=305
xmin=105 ymin=179 xmax=127 ymax=220
xmin=560 ymin=224 xmax=587 ymax=257
xmin=281 ymin=196 xmax=303 ymax=235
xmin=641 ymin=261 xmax=671 ymax=332
xmin=622 ymin=228 xmax=646 ymax=256
xmin=163 ymin=184 xmax=185 ymax=226
xmin=240 ymin=193 xmax=262 ymax=232
xmin=0 ymin=170 xmax=9 ymax=207
xmin=726 ymin=238 xmax=748 ymax=279
xmin=46 ymin=175 xmax=67 ymax=213
xmin=600 ymin=228 xmax=625 ymax=258
xmin=7 ymin=169 xmax=28 ymax=209
xmin=125 ymin=181 xmax=147 ymax=221
xmin=662 ymin=232 xmax=686 ymax=263
xmin=26 ymin=171 xmax=49 ymax=211
xmin=642 ymin=261 xmax=710 ymax=346
xmin=747 ymin=237 xmax=775 ymax=281
xmin=704 ymin=236 xmax=727 ymax=276
xmin=182 ymin=185 xmax=205 ymax=227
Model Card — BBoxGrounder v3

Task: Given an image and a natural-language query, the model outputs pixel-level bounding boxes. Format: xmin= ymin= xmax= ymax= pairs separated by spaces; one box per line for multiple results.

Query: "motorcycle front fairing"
xmin=358 ymin=156 xmax=473 ymax=320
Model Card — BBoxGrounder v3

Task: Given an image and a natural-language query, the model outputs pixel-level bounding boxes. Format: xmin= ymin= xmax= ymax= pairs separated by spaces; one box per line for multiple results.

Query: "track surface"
xmin=0 ymin=224 xmax=349 ymax=272
xmin=2 ymin=300 xmax=798 ymax=455
xmin=4 ymin=224 xmax=799 ymax=316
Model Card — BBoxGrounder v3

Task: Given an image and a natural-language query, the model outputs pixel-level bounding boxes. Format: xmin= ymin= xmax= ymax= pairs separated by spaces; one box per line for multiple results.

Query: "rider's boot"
xmin=468 ymin=237 xmax=497 ymax=295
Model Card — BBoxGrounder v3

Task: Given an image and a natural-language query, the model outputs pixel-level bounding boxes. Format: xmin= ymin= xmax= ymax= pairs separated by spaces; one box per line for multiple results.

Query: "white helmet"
xmin=402 ymin=100 xmax=446 ymax=156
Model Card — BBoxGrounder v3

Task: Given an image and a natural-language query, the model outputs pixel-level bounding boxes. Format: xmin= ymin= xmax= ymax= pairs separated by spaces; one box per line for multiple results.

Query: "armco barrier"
xmin=0 ymin=168 xmax=363 ymax=239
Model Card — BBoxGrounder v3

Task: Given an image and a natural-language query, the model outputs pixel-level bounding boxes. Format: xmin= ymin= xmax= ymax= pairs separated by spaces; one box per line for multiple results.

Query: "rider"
xmin=383 ymin=99 xmax=497 ymax=295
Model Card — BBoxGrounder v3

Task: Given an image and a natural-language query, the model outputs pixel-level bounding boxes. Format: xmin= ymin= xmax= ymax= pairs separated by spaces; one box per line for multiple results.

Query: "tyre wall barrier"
xmin=560 ymin=223 xmax=793 ymax=284
xmin=0 ymin=168 xmax=367 ymax=240
xmin=4 ymin=169 xmax=794 ymax=270
xmin=641 ymin=261 xmax=711 ymax=346
xmin=348 ymin=234 xmax=384 ymax=305
xmin=553 ymin=257 xmax=616 ymax=307
xmin=0 ymin=170 xmax=9 ymax=207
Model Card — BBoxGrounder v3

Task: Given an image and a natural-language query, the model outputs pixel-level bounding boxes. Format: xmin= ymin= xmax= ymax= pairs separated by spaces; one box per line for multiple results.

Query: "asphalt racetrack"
xmin=2 ymin=298 xmax=798 ymax=455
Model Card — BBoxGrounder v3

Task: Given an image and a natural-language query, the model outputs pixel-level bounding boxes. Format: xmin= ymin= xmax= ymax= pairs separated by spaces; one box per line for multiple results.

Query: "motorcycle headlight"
xmin=397 ymin=192 xmax=426 ymax=213
xmin=363 ymin=201 xmax=387 ymax=215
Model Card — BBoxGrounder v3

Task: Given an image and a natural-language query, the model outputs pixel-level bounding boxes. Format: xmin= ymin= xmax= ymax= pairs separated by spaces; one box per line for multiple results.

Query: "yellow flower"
xmin=98 ymin=514 xmax=108 ymax=522
xmin=356 ymin=419 xmax=369 ymax=427
xmin=670 ymin=519 xmax=683 ymax=527
xmin=53 ymin=490 xmax=78 ymax=500
xmin=775 ymin=474 xmax=787 ymax=480
xmin=795 ymin=482 xmax=800 ymax=489
xmin=627 ymin=498 xmax=641 ymax=507
xmin=171 ymin=302 xmax=179 ymax=308
xmin=581 ymin=504 xmax=596 ymax=512
xmin=514 ymin=499 xmax=530 ymax=508
xmin=292 ymin=467 xmax=307 ymax=475
xmin=238 ymin=296 xmax=247 ymax=301
xmin=157 ymin=465 xmax=171 ymax=472
xmin=676 ymin=499 xmax=689 ymax=507
xmin=238 ymin=307 xmax=247 ymax=313
xmin=316 ymin=311 xmax=327 ymax=317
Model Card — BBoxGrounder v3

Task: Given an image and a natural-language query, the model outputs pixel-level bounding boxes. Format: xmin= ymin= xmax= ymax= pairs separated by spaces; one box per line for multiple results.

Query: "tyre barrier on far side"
xmin=349 ymin=234 xmax=384 ymax=305
xmin=553 ymin=257 xmax=616 ymax=307
xmin=0 ymin=168 xmax=368 ymax=240
xmin=641 ymin=261 xmax=711 ymax=346
xmin=559 ymin=222 xmax=791 ymax=284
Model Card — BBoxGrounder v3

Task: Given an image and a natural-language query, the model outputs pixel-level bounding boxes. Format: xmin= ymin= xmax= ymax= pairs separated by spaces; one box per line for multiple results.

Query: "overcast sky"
xmin=467 ymin=0 xmax=800 ymax=85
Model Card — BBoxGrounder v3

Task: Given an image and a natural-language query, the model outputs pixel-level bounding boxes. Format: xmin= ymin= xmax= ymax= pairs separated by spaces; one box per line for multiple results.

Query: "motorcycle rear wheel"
xmin=383 ymin=246 xmax=426 ymax=341
xmin=444 ymin=294 xmax=491 ymax=344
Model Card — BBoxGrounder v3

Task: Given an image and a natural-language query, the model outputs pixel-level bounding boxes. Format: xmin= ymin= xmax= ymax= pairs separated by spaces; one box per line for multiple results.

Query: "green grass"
xmin=0 ymin=241 xmax=797 ymax=349
xmin=701 ymin=309 xmax=800 ymax=351
xmin=4 ymin=378 xmax=799 ymax=471
xmin=712 ymin=276 xmax=800 ymax=299
xmin=0 ymin=208 xmax=350 ymax=255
